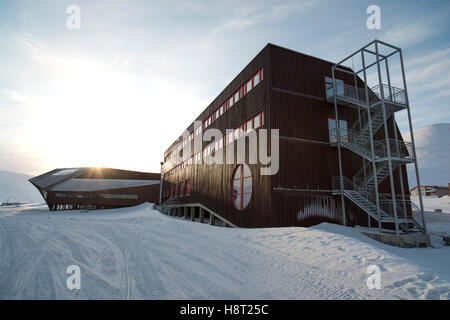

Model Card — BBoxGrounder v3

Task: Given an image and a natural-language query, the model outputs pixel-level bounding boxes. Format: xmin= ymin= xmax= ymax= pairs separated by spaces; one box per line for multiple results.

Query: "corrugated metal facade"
xmin=161 ymin=43 xmax=411 ymax=228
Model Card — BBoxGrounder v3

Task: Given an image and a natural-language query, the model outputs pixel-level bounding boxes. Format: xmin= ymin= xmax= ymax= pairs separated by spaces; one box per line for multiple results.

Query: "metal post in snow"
xmin=332 ymin=66 xmax=347 ymax=227
xmin=361 ymin=50 xmax=382 ymax=231
xmin=375 ymin=41 xmax=400 ymax=235
xmin=385 ymin=57 xmax=408 ymax=221
xmin=399 ymin=49 xmax=427 ymax=234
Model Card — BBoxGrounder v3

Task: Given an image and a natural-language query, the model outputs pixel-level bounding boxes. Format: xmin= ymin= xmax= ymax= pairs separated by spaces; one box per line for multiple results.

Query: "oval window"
xmin=232 ymin=164 xmax=252 ymax=210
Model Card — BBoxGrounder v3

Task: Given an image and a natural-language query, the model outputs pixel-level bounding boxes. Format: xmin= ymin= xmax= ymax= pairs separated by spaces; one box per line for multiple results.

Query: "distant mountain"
xmin=403 ymin=123 xmax=450 ymax=187
xmin=0 ymin=171 xmax=43 ymax=203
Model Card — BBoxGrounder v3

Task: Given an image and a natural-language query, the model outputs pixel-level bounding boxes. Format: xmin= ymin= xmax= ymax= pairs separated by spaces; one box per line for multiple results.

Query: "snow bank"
xmin=412 ymin=195 xmax=450 ymax=214
xmin=0 ymin=203 xmax=449 ymax=300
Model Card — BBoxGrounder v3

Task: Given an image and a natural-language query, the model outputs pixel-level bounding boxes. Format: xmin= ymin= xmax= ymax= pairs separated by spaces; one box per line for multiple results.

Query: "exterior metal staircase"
xmin=331 ymin=103 xmax=425 ymax=234
xmin=329 ymin=40 xmax=427 ymax=236
xmin=332 ymin=176 xmax=425 ymax=233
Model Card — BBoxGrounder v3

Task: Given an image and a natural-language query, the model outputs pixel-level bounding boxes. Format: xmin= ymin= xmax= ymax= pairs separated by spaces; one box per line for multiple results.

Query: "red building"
xmin=160 ymin=41 xmax=426 ymax=235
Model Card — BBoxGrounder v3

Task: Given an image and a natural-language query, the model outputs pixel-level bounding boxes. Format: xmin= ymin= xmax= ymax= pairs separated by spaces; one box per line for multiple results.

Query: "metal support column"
xmin=332 ymin=66 xmax=347 ymax=226
xmin=361 ymin=51 xmax=382 ymax=231
xmin=385 ymin=58 xmax=407 ymax=221
xmin=399 ymin=50 xmax=427 ymax=233
xmin=375 ymin=42 xmax=400 ymax=235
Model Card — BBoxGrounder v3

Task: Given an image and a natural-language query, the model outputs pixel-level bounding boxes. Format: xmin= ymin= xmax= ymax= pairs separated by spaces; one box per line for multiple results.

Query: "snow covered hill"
xmin=0 ymin=170 xmax=43 ymax=204
xmin=0 ymin=203 xmax=449 ymax=300
xmin=403 ymin=123 xmax=450 ymax=187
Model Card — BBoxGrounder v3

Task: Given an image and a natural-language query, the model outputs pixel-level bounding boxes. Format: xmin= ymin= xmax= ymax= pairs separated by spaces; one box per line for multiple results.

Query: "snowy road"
xmin=0 ymin=203 xmax=449 ymax=299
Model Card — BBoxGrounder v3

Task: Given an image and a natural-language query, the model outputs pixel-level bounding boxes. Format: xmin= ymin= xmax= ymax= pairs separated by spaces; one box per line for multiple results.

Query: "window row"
xmin=163 ymin=180 xmax=191 ymax=199
xmin=164 ymin=111 xmax=264 ymax=178
xmin=54 ymin=193 xmax=138 ymax=200
xmin=167 ymin=67 xmax=264 ymax=165
xmin=202 ymin=68 xmax=263 ymax=131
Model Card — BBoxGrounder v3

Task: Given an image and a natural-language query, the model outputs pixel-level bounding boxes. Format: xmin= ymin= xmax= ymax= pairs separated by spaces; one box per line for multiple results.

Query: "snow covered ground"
xmin=0 ymin=203 xmax=449 ymax=300
xmin=412 ymin=195 xmax=450 ymax=214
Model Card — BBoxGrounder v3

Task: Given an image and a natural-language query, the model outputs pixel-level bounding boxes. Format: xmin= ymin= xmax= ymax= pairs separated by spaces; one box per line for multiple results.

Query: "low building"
xmin=29 ymin=167 xmax=161 ymax=210
xmin=410 ymin=185 xmax=449 ymax=197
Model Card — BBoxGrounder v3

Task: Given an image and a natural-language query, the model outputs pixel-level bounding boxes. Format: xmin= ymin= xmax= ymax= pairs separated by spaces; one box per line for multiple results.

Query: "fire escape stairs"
xmin=330 ymin=83 xmax=425 ymax=234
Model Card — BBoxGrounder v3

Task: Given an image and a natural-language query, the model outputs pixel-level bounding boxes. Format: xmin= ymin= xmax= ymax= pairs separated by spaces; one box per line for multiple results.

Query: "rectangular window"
xmin=239 ymin=87 xmax=244 ymax=98
xmin=216 ymin=110 xmax=219 ymax=119
xmin=325 ymin=76 xmax=344 ymax=99
xmin=234 ymin=91 xmax=239 ymax=104
xmin=100 ymin=194 xmax=138 ymax=200
xmin=234 ymin=128 xmax=239 ymax=140
xmin=186 ymin=180 xmax=191 ymax=196
xmin=254 ymin=113 xmax=261 ymax=129
xmin=180 ymin=181 xmax=185 ymax=197
xmin=328 ymin=117 xmax=348 ymax=143
xmin=247 ymin=80 xmax=252 ymax=93
xmin=253 ymin=72 xmax=260 ymax=86
xmin=229 ymin=97 xmax=234 ymax=107
xmin=220 ymin=105 xmax=223 ymax=115
xmin=228 ymin=131 xmax=233 ymax=144
xmin=246 ymin=119 xmax=253 ymax=133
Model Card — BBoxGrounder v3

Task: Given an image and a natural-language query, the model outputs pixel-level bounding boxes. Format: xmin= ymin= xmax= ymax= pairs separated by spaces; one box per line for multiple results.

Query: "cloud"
xmin=381 ymin=20 xmax=437 ymax=48
xmin=211 ymin=0 xmax=321 ymax=36
xmin=405 ymin=47 xmax=450 ymax=98
xmin=1 ymin=89 xmax=31 ymax=104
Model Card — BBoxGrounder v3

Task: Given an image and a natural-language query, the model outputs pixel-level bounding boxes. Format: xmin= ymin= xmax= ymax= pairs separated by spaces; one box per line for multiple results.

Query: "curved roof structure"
xmin=29 ymin=167 xmax=161 ymax=210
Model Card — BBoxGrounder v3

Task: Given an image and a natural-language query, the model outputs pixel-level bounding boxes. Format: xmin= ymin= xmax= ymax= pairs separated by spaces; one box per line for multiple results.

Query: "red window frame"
xmin=231 ymin=164 xmax=252 ymax=210
xmin=180 ymin=181 xmax=185 ymax=197
xmin=187 ymin=180 xmax=191 ymax=196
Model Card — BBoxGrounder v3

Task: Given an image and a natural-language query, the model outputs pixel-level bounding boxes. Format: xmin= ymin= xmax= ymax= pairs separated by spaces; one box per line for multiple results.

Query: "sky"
xmin=0 ymin=0 xmax=449 ymax=175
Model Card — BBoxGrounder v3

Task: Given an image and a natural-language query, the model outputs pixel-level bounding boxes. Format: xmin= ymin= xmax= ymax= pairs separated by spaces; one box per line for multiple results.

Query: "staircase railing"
xmin=347 ymin=129 xmax=386 ymax=158
xmin=349 ymin=110 xmax=384 ymax=138
xmin=332 ymin=176 xmax=390 ymax=218
xmin=370 ymin=84 xmax=407 ymax=105
xmin=328 ymin=83 xmax=379 ymax=106
xmin=378 ymin=198 xmax=425 ymax=233
xmin=333 ymin=175 xmax=425 ymax=226
xmin=347 ymin=128 xmax=414 ymax=161
xmin=379 ymin=139 xmax=414 ymax=159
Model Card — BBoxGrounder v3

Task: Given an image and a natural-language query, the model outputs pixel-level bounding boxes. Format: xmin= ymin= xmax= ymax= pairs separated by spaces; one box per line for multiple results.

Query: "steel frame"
xmin=331 ymin=39 xmax=426 ymax=234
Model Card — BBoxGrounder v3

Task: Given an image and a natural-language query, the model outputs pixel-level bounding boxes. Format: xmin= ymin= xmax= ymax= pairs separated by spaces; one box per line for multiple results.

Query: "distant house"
xmin=410 ymin=185 xmax=449 ymax=197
